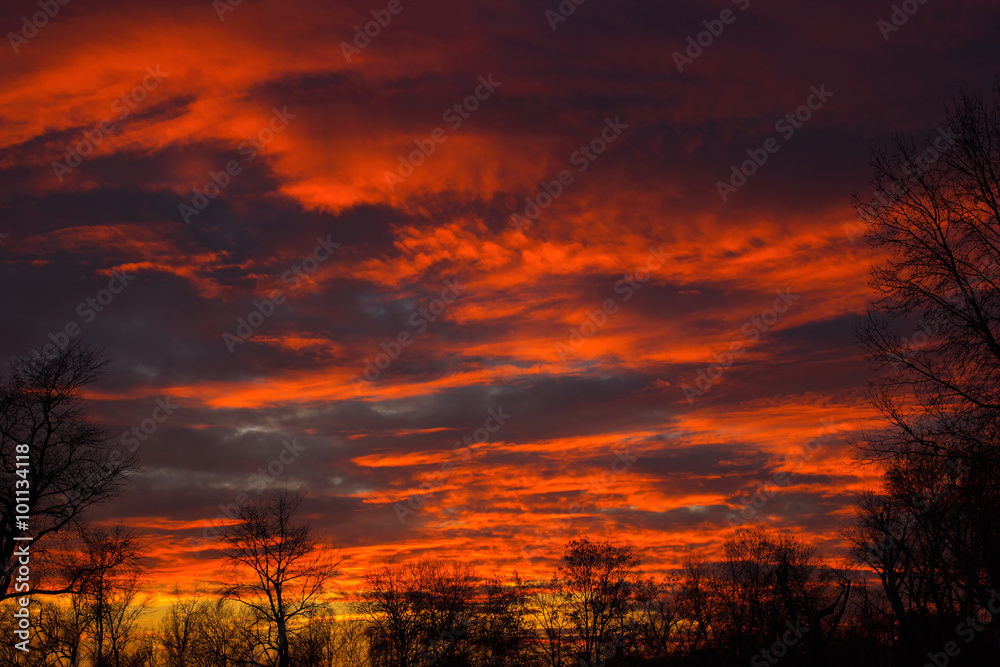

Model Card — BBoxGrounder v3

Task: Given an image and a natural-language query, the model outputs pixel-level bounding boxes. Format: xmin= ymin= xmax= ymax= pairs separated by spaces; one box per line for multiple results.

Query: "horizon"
xmin=4 ymin=1 xmax=1000 ymax=663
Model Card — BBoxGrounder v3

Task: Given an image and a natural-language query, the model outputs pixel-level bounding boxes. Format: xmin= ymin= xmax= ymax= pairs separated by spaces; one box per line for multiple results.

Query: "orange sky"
xmin=3 ymin=0 xmax=1000 ymax=603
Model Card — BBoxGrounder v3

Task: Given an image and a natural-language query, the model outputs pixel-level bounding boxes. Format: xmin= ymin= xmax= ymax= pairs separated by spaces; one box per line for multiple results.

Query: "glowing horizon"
xmin=3 ymin=0 xmax=999 ymax=604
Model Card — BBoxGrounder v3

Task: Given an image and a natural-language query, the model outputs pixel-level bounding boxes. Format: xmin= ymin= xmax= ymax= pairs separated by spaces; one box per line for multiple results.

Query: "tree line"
xmin=0 ymin=511 xmax=888 ymax=667
xmin=7 ymin=80 xmax=1000 ymax=665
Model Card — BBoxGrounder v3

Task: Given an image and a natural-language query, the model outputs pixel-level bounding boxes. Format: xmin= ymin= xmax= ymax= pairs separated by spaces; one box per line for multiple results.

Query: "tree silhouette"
xmin=556 ymin=536 xmax=642 ymax=664
xmin=58 ymin=523 xmax=149 ymax=667
xmin=215 ymin=489 xmax=341 ymax=667
xmin=0 ymin=343 xmax=138 ymax=600
xmin=358 ymin=560 xmax=477 ymax=667
xmin=853 ymin=79 xmax=1000 ymax=663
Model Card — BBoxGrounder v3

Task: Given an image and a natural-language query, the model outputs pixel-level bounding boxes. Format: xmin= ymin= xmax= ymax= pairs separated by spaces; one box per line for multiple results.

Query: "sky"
xmin=3 ymin=0 xmax=1000 ymax=597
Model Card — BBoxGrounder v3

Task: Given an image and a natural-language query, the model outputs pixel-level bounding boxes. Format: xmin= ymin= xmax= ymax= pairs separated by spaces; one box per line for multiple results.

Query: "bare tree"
xmin=359 ymin=562 xmax=422 ymax=667
xmin=853 ymin=84 xmax=1000 ymax=470
xmin=358 ymin=560 xmax=477 ymax=667
xmin=287 ymin=608 xmax=337 ymax=667
xmin=703 ymin=529 xmax=851 ymax=665
xmin=626 ymin=576 xmax=680 ymax=664
xmin=713 ymin=528 xmax=783 ymax=659
xmin=675 ymin=554 xmax=717 ymax=660
xmin=853 ymin=79 xmax=1000 ymax=660
xmin=769 ymin=534 xmax=851 ymax=663
xmin=215 ymin=489 xmax=340 ymax=667
xmin=845 ymin=468 xmax=977 ymax=660
xmin=34 ymin=597 xmax=88 ymax=667
xmin=527 ymin=581 xmax=572 ymax=667
xmin=468 ymin=573 xmax=531 ymax=667
xmin=0 ymin=343 xmax=138 ymax=600
xmin=160 ymin=585 xmax=212 ymax=667
xmin=69 ymin=524 xmax=149 ymax=667
xmin=331 ymin=617 xmax=370 ymax=667
xmin=556 ymin=536 xmax=642 ymax=665
xmin=192 ymin=599 xmax=262 ymax=667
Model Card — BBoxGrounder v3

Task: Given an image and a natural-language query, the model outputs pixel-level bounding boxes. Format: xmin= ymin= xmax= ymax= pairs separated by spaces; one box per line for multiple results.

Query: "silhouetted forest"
xmin=1 ymin=514 xmax=999 ymax=667
xmin=6 ymin=72 xmax=1000 ymax=667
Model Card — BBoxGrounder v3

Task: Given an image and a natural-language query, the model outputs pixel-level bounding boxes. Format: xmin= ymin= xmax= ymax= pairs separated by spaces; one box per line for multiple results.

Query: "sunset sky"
xmin=3 ymin=0 xmax=1000 ymax=598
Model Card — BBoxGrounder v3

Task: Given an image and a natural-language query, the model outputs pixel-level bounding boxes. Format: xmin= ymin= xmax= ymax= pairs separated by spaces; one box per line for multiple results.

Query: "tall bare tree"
xmin=34 ymin=597 xmax=88 ymax=667
xmin=626 ymin=576 xmax=680 ymax=664
xmin=192 ymin=599 xmax=261 ymax=667
xmin=331 ymin=617 xmax=370 ymax=667
xmin=527 ymin=581 xmax=572 ymax=667
xmin=288 ymin=608 xmax=339 ymax=667
xmin=556 ymin=536 xmax=642 ymax=665
xmin=854 ymin=84 xmax=1000 ymax=471
xmin=853 ymin=79 xmax=1000 ymax=661
xmin=160 ymin=585 xmax=211 ymax=667
xmin=215 ymin=489 xmax=340 ymax=667
xmin=358 ymin=559 xmax=477 ymax=667
xmin=0 ymin=342 xmax=138 ymax=600
xmin=468 ymin=573 xmax=531 ymax=667
xmin=69 ymin=524 xmax=149 ymax=667
xmin=675 ymin=554 xmax=717 ymax=660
